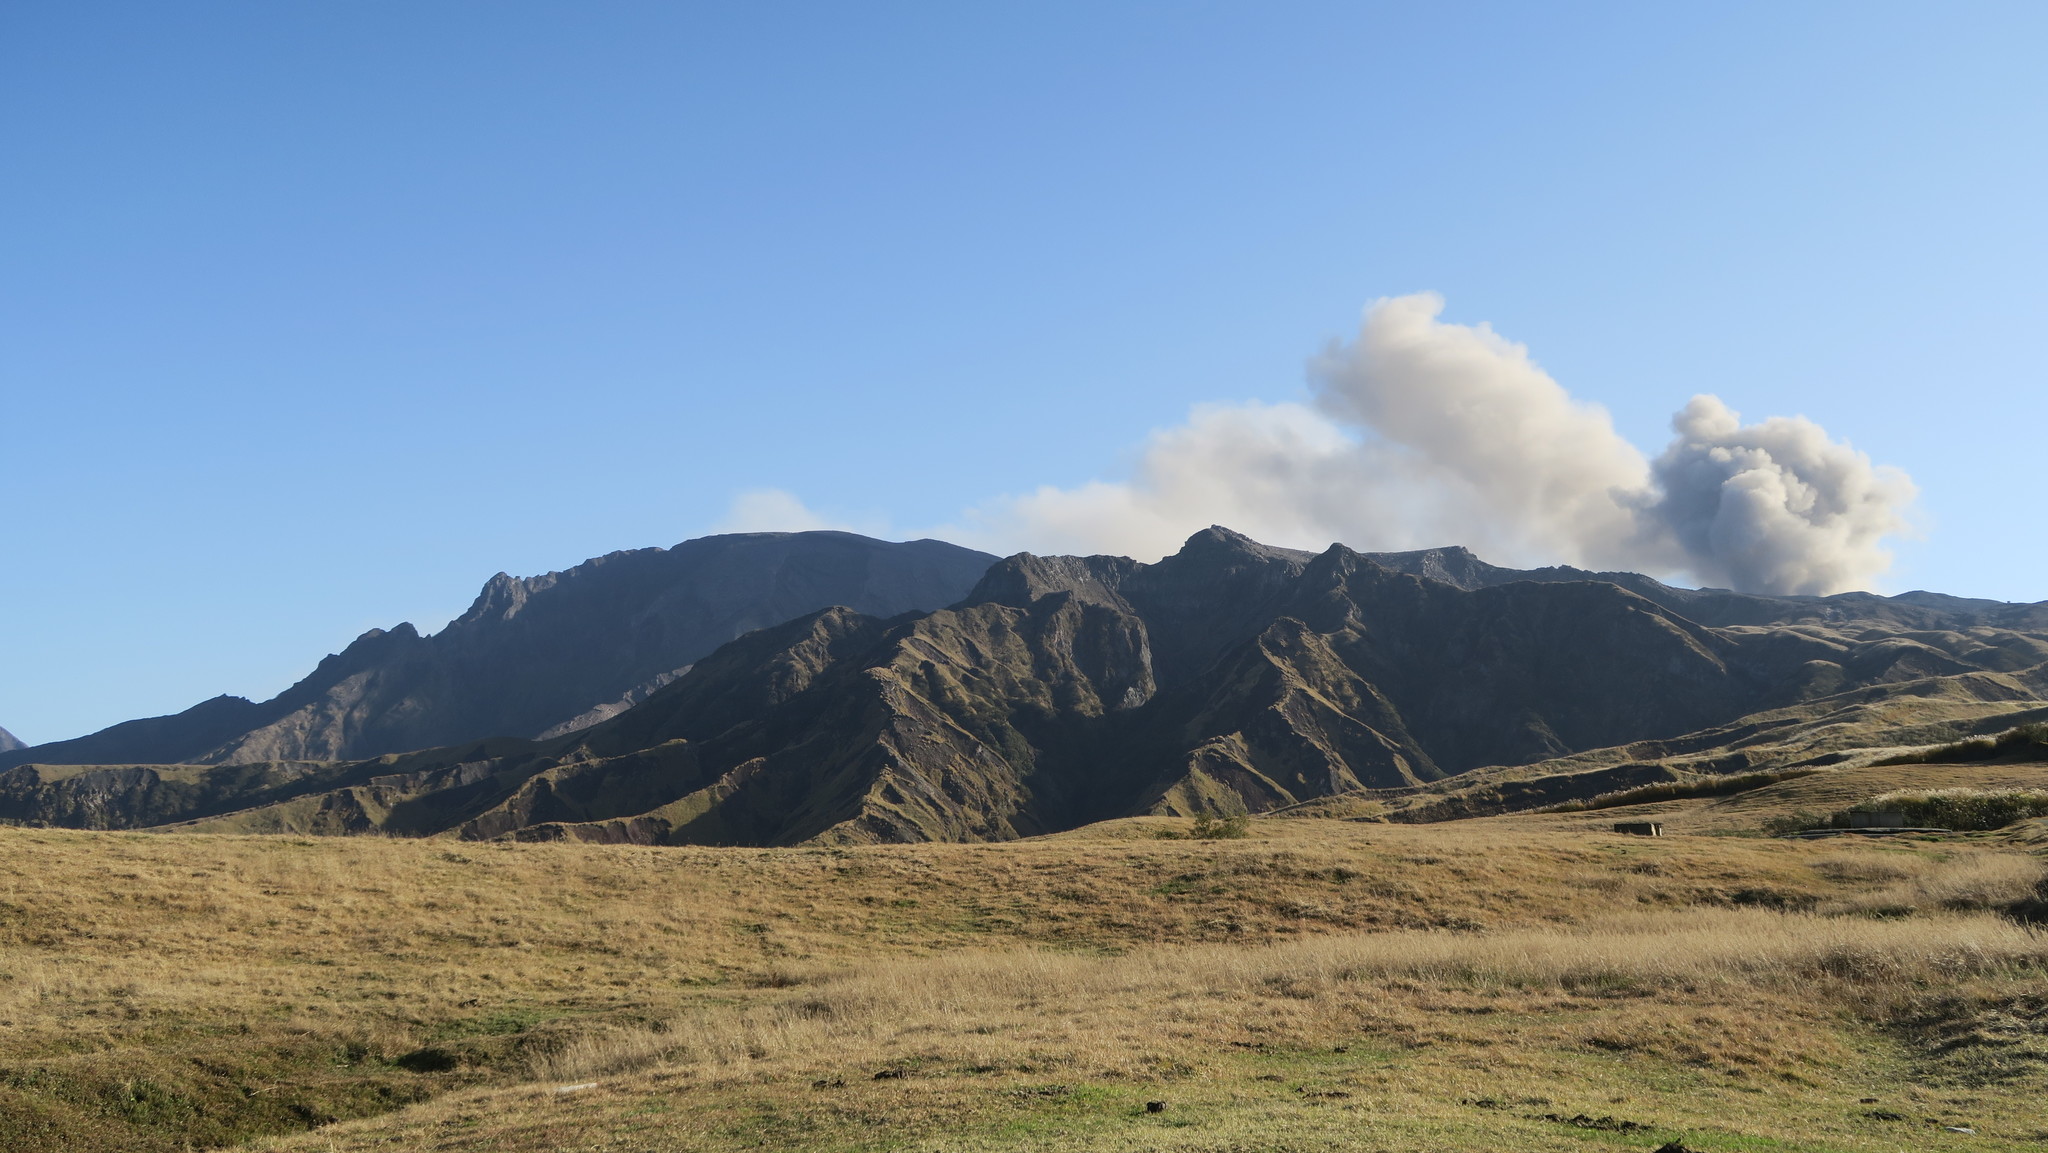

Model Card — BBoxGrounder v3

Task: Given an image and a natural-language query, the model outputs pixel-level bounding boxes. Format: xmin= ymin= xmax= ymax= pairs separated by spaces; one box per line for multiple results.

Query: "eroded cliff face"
xmin=37 ymin=526 xmax=2038 ymax=846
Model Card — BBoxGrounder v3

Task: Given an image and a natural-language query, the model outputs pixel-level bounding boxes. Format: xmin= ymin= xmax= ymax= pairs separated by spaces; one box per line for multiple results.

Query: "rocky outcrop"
xmin=0 ymin=532 xmax=997 ymax=770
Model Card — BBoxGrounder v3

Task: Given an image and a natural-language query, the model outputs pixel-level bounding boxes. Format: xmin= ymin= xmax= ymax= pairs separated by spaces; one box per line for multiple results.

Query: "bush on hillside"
xmin=1150 ymin=809 xmax=1251 ymax=840
xmin=1765 ymin=789 xmax=2048 ymax=835
xmin=1879 ymin=722 xmax=2048 ymax=766
xmin=1845 ymin=788 xmax=2048 ymax=832
xmin=1761 ymin=810 xmax=1829 ymax=836
xmin=1190 ymin=811 xmax=1251 ymax=839
xmin=1543 ymin=768 xmax=1824 ymax=814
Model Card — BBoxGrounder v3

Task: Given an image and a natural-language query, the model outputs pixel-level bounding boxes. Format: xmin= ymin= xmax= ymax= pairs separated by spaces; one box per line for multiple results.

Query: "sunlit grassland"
xmin=267 ymin=903 xmax=2048 ymax=1152
xmin=2 ymin=814 xmax=2045 ymax=1150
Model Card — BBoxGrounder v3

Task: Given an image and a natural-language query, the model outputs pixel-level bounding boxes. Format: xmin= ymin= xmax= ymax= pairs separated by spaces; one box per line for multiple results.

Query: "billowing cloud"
xmin=1646 ymin=396 xmax=1916 ymax=594
xmin=1302 ymin=292 xmax=1655 ymax=571
xmin=725 ymin=294 xmax=1914 ymax=595
xmin=958 ymin=401 xmax=1374 ymax=563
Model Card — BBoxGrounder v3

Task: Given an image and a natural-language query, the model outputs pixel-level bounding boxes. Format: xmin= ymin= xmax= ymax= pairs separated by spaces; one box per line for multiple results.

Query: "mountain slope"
xmin=0 ymin=532 xmax=996 ymax=770
xmin=1367 ymin=545 xmax=2048 ymax=632
xmin=0 ymin=727 xmax=23 ymax=754
xmin=28 ymin=527 xmax=2040 ymax=845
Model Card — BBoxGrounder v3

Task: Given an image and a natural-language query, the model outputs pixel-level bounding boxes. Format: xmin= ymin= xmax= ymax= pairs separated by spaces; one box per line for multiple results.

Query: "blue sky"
xmin=3 ymin=2 xmax=2044 ymax=746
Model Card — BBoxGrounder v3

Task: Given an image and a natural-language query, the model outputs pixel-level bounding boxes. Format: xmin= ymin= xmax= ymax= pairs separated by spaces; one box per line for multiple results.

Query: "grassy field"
xmin=3 ymin=790 xmax=2046 ymax=1151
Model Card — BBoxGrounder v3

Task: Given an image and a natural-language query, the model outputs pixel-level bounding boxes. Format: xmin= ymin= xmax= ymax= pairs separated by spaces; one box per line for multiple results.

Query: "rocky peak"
xmin=1356 ymin=545 xmax=1510 ymax=590
xmin=0 ymin=726 xmax=22 ymax=753
xmin=327 ymin=622 xmax=425 ymax=668
xmin=1129 ymin=526 xmax=1312 ymax=601
xmin=1173 ymin=525 xmax=1318 ymax=567
xmin=454 ymin=572 xmax=538 ymax=627
xmin=962 ymin=553 xmax=1139 ymax=612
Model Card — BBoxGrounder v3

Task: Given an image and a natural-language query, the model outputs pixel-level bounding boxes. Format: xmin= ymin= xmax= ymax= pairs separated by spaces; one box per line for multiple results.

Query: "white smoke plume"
xmin=715 ymin=489 xmax=886 ymax=537
xmin=716 ymin=488 xmax=847 ymax=533
xmin=946 ymin=293 xmax=1915 ymax=595
xmin=1648 ymin=396 xmax=1918 ymax=594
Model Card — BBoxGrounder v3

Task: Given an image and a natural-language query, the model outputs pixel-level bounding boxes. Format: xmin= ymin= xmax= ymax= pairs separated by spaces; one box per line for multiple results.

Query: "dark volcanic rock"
xmin=0 ymin=532 xmax=996 ymax=770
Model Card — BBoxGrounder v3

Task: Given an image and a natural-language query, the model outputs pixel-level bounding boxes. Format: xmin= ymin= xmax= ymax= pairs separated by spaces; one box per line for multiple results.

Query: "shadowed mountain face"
xmin=1359 ymin=545 xmax=2048 ymax=632
xmin=12 ymin=527 xmax=2043 ymax=844
xmin=0 ymin=727 xmax=22 ymax=754
xmin=0 ymin=533 xmax=997 ymax=771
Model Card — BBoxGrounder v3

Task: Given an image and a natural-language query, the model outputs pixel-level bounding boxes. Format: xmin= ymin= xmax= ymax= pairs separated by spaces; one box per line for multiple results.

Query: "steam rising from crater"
xmin=747 ymin=294 xmax=1917 ymax=596
xmin=1646 ymin=394 xmax=1916 ymax=595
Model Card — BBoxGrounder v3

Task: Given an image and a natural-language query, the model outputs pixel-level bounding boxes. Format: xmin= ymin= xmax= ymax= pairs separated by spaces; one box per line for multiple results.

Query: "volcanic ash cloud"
xmin=959 ymin=293 xmax=1915 ymax=596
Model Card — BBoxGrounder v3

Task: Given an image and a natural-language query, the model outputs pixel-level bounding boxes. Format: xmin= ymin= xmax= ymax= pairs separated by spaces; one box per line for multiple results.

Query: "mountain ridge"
xmin=0 ymin=532 xmax=997 ymax=771
xmin=8 ymin=526 xmax=2042 ymax=844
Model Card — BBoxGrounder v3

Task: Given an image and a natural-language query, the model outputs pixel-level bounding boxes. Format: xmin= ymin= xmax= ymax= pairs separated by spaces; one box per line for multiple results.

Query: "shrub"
xmin=1761 ymin=810 xmax=1828 ymax=836
xmin=1838 ymin=788 xmax=2048 ymax=832
xmin=1879 ymin=722 xmax=2048 ymax=766
xmin=1190 ymin=812 xmax=1251 ymax=840
xmin=1150 ymin=810 xmax=1251 ymax=839
xmin=1544 ymin=768 xmax=1824 ymax=814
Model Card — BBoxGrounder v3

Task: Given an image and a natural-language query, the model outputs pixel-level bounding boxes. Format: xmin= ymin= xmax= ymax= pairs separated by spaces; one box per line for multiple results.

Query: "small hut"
xmin=1612 ymin=821 xmax=1663 ymax=836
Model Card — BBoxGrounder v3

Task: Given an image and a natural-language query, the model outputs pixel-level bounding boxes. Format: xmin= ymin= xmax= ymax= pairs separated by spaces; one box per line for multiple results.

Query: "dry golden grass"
xmin=262 ymin=905 xmax=2048 ymax=1152
xmin=521 ymin=906 xmax=2048 ymax=1081
xmin=1812 ymin=851 xmax=2046 ymax=917
xmin=0 ymin=816 xmax=1909 ymax=1054
xmin=3 ymin=818 xmax=2046 ymax=1151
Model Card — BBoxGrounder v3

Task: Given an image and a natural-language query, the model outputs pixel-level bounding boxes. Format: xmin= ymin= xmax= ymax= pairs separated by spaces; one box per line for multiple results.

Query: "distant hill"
xmin=8 ymin=526 xmax=2042 ymax=843
xmin=0 ymin=532 xmax=997 ymax=770
xmin=0 ymin=727 xmax=22 ymax=754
